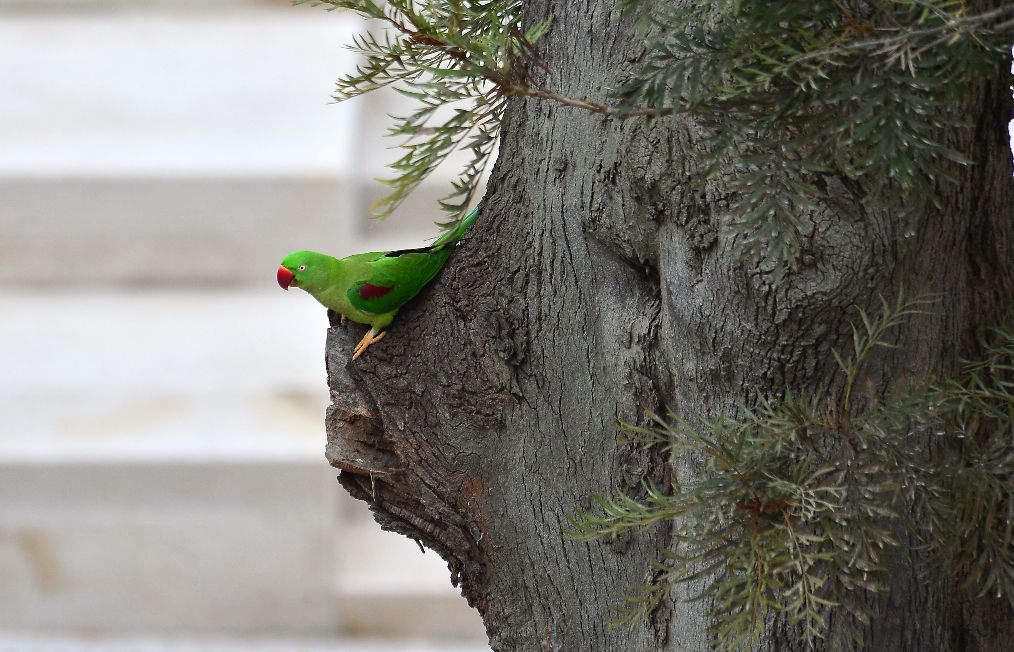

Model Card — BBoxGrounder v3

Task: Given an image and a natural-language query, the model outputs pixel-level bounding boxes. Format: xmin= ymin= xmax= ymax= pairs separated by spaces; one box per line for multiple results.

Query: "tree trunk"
xmin=324 ymin=2 xmax=1014 ymax=650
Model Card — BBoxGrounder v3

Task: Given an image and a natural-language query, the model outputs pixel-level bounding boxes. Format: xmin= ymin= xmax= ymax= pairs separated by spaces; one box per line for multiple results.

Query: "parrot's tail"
xmin=431 ymin=205 xmax=480 ymax=250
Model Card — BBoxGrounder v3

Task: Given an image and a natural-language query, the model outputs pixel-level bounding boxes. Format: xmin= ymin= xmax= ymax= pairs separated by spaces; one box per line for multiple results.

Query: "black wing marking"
xmin=384 ymin=246 xmax=434 ymax=258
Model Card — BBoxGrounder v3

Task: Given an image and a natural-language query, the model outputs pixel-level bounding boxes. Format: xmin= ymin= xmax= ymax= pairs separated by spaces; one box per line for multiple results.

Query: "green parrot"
xmin=277 ymin=206 xmax=478 ymax=361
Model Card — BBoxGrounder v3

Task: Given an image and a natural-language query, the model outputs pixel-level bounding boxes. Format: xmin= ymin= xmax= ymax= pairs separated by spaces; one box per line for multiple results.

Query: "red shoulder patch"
xmin=359 ymin=283 xmax=394 ymax=300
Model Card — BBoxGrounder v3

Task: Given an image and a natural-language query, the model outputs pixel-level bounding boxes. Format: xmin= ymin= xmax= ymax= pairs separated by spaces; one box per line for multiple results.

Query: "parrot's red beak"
xmin=277 ymin=266 xmax=296 ymax=290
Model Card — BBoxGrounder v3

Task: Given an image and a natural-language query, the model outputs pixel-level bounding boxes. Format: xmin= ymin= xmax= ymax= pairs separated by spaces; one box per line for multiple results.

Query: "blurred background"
xmin=0 ymin=0 xmax=488 ymax=650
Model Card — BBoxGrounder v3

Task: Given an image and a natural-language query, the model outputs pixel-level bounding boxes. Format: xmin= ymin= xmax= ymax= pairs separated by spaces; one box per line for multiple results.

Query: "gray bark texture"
xmin=323 ymin=2 xmax=1014 ymax=650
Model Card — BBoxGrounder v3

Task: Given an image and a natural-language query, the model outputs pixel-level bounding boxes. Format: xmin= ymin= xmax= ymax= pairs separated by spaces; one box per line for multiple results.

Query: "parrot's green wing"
xmin=345 ymin=248 xmax=453 ymax=316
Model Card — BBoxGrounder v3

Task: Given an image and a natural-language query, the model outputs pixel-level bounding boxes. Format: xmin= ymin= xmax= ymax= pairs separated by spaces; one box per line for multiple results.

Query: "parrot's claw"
xmin=352 ymin=328 xmax=386 ymax=361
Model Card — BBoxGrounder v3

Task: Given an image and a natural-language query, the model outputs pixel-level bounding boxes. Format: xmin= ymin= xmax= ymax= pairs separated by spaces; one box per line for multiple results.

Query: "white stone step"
xmin=0 ymin=10 xmax=361 ymax=177
xmin=0 ymin=460 xmax=339 ymax=633
xmin=0 ymin=459 xmax=484 ymax=638
xmin=0 ymin=289 xmax=328 ymax=461
xmin=0 ymin=177 xmax=457 ymax=287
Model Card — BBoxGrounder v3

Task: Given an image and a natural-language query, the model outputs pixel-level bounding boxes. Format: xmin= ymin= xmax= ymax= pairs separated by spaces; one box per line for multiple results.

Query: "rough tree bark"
xmin=324 ymin=2 xmax=1014 ymax=650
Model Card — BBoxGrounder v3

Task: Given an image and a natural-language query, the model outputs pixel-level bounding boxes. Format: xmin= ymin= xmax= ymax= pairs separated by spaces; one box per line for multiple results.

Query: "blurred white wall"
xmin=0 ymin=0 xmax=487 ymax=648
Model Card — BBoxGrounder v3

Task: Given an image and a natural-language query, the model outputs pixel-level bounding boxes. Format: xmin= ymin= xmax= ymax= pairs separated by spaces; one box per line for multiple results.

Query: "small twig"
xmin=792 ymin=5 xmax=1013 ymax=65
xmin=508 ymin=85 xmax=687 ymax=118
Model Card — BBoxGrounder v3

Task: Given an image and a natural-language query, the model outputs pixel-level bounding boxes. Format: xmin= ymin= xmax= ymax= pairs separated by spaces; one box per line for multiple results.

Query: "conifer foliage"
xmin=296 ymin=0 xmax=547 ymax=230
xmin=615 ymin=1 xmax=1012 ymax=277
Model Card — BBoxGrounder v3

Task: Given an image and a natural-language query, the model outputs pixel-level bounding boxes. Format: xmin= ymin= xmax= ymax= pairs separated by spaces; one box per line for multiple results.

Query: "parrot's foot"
xmin=352 ymin=328 xmax=386 ymax=361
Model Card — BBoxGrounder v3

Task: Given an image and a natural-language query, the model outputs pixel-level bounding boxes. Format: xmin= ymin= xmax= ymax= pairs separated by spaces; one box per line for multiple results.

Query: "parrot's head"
xmin=278 ymin=250 xmax=330 ymax=293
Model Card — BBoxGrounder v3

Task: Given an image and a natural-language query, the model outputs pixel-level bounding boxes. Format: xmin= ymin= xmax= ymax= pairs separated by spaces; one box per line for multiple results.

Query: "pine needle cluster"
xmin=614 ymin=0 xmax=1013 ymax=279
xmin=295 ymin=0 xmax=549 ymax=231
xmin=569 ymin=294 xmax=1014 ymax=650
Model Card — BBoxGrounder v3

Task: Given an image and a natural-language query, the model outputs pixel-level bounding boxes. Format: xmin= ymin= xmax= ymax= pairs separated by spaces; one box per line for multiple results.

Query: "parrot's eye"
xmin=298 ymin=265 xmax=306 ymax=272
